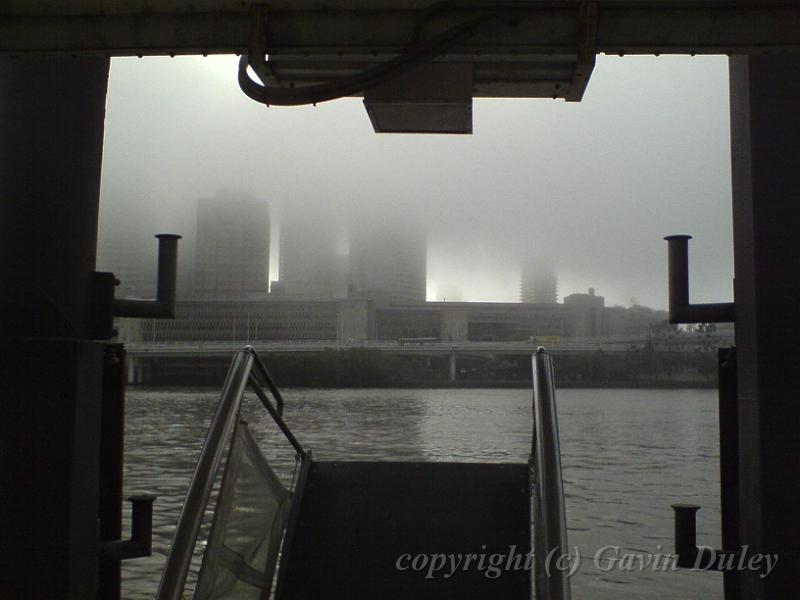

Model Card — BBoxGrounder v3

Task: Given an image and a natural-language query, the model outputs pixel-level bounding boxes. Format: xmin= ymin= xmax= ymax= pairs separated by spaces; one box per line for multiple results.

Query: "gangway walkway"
xmin=277 ymin=461 xmax=530 ymax=599
xmin=156 ymin=346 xmax=569 ymax=600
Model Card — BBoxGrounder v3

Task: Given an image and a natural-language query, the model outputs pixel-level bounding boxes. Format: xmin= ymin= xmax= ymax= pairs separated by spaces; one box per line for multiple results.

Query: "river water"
xmin=122 ymin=387 xmax=722 ymax=599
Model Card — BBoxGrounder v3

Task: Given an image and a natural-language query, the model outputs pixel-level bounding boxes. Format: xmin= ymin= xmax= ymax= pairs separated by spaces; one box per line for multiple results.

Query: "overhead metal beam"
xmin=0 ymin=13 xmax=250 ymax=57
xmin=1 ymin=3 xmax=800 ymax=57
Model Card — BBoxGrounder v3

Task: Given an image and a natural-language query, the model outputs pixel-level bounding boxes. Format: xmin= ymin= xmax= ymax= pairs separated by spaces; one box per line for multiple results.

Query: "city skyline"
xmin=98 ymin=53 xmax=733 ymax=309
xmin=99 ymin=189 xmax=663 ymax=309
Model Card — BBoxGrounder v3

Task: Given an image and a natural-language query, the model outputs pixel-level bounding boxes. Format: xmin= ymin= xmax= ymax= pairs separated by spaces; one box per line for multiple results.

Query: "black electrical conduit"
xmin=237 ymin=9 xmax=516 ymax=106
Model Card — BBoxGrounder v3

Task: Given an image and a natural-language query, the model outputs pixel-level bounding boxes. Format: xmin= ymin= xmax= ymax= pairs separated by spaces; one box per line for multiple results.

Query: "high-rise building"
xmin=275 ymin=203 xmax=338 ymax=298
xmin=194 ymin=192 xmax=270 ymax=300
xmin=349 ymin=220 xmax=426 ymax=304
xmin=564 ymin=287 xmax=604 ymax=338
xmin=520 ymin=260 xmax=558 ymax=303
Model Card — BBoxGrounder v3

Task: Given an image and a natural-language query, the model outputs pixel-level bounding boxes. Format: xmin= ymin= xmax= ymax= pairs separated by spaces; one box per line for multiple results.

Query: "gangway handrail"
xmin=155 ymin=345 xmax=307 ymax=600
xmin=531 ymin=347 xmax=571 ymax=600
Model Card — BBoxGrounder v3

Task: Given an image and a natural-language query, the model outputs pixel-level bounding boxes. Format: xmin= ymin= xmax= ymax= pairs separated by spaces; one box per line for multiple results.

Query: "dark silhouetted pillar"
xmin=729 ymin=54 xmax=800 ymax=599
xmin=0 ymin=57 xmax=110 ymax=599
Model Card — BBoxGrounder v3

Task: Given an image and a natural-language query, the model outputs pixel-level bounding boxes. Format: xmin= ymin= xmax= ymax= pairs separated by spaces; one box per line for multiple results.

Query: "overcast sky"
xmin=99 ymin=54 xmax=733 ymax=309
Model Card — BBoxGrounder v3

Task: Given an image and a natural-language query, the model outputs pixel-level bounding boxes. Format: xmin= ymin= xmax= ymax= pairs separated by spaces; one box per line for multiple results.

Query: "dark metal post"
xmin=129 ymin=495 xmax=156 ymax=556
xmin=99 ymin=495 xmax=157 ymax=561
xmin=719 ymin=347 xmax=741 ymax=600
xmin=663 ymin=235 xmax=735 ymax=324
xmin=671 ymin=504 xmax=700 ymax=568
xmin=114 ymin=233 xmax=182 ymax=318
xmin=98 ymin=344 xmax=127 ymax=600
xmin=665 ymin=234 xmax=691 ymax=313
xmin=155 ymin=234 xmax=180 ymax=312
xmin=0 ymin=56 xmax=110 ymax=600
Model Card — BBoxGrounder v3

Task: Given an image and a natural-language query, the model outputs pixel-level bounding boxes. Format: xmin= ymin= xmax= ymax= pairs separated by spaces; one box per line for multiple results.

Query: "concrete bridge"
xmin=125 ymin=334 xmax=732 ymax=383
xmin=126 ymin=334 xmax=732 ymax=357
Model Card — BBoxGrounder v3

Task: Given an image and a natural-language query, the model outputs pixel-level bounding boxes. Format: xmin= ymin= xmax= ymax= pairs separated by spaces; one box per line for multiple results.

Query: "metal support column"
xmin=729 ymin=54 xmax=800 ymax=599
xmin=719 ymin=347 xmax=740 ymax=600
xmin=0 ymin=57 xmax=110 ymax=599
xmin=98 ymin=344 xmax=127 ymax=599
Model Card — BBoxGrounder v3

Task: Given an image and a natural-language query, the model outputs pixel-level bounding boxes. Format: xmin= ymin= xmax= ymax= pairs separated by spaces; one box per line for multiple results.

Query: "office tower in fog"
xmin=275 ymin=203 xmax=338 ymax=298
xmin=520 ymin=259 xmax=558 ymax=303
xmin=195 ymin=192 xmax=270 ymax=300
xmin=350 ymin=220 xmax=426 ymax=304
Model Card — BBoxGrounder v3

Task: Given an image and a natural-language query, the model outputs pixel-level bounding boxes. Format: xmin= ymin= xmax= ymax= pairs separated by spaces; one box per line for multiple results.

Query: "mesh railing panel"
xmin=194 ymin=420 xmax=292 ymax=600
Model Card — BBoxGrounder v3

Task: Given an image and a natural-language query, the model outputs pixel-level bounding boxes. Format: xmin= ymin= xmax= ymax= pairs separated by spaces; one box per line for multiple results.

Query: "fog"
xmin=99 ymin=53 xmax=733 ymax=309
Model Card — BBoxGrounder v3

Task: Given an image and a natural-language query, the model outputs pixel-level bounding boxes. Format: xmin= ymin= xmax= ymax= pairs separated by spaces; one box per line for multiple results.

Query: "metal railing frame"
xmin=155 ymin=345 xmax=567 ymax=600
xmin=531 ymin=347 xmax=571 ymax=600
xmin=155 ymin=346 xmax=308 ymax=600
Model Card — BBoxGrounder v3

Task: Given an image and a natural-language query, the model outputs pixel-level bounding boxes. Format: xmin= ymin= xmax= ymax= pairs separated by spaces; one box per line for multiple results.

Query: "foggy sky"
xmin=99 ymin=54 xmax=733 ymax=309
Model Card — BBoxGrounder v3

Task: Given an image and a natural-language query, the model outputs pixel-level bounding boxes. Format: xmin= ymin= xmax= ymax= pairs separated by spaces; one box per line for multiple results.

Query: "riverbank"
xmin=129 ymin=381 xmax=716 ymax=390
xmin=127 ymin=347 xmax=717 ymax=388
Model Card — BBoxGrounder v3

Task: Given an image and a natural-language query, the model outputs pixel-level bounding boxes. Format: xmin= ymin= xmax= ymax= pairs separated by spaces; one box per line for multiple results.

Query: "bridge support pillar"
xmin=128 ymin=356 xmax=137 ymax=385
xmin=449 ymin=353 xmax=457 ymax=382
xmin=729 ymin=53 xmax=800 ymax=599
xmin=0 ymin=57 xmax=110 ymax=599
xmin=137 ymin=363 xmax=147 ymax=386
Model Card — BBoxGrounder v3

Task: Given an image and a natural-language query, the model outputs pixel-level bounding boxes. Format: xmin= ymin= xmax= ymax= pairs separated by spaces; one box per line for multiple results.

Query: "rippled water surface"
xmin=123 ymin=387 xmax=722 ymax=599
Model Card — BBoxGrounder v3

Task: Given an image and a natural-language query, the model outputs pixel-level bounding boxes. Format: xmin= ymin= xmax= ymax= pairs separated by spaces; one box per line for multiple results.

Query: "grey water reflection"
xmin=122 ymin=387 xmax=721 ymax=600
